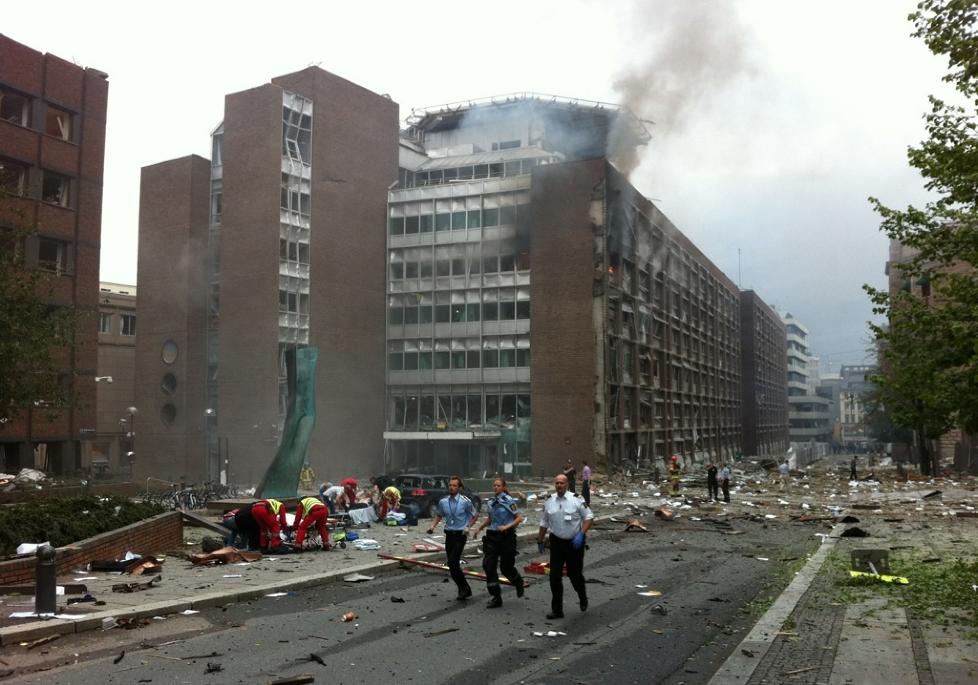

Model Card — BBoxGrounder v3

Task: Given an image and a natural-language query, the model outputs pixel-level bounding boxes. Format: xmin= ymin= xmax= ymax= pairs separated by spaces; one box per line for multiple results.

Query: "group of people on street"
xmin=705 ymin=460 xmax=732 ymax=502
xmin=219 ymin=495 xmax=332 ymax=553
xmin=219 ymin=467 xmax=597 ymax=619
xmin=424 ymin=472 xmax=593 ymax=619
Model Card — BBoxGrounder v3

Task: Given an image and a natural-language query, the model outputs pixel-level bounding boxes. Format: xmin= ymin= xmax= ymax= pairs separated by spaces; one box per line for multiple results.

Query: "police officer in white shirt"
xmin=537 ymin=473 xmax=593 ymax=619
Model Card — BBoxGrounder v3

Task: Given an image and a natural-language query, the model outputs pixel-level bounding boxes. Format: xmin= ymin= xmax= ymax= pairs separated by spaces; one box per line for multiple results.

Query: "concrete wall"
xmin=529 ymin=159 xmax=605 ymax=477
xmin=135 ymin=156 xmax=211 ymax=483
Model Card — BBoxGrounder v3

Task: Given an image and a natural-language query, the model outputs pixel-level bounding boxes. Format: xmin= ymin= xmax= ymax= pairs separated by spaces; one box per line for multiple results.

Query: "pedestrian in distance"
xmin=537 ymin=473 xmax=593 ymax=620
xmin=471 ymin=477 xmax=526 ymax=608
xmin=293 ymin=496 xmax=330 ymax=551
xmin=581 ymin=460 xmax=592 ymax=508
xmin=378 ymin=485 xmax=402 ymax=520
xmin=340 ymin=477 xmax=359 ymax=510
xmin=562 ymin=459 xmax=577 ymax=494
xmin=718 ymin=463 xmax=732 ymax=503
xmin=849 ymin=455 xmax=858 ymax=481
xmin=706 ymin=462 xmax=719 ymax=502
xmin=669 ymin=454 xmax=682 ymax=496
xmin=426 ymin=475 xmax=479 ymax=601
xmin=219 ymin=508 xmax=246 ymax=548
xmin=319 ymin=481 xmax=345 ymax=515
xmin=778 ymin=459 xmax=791 ymax=493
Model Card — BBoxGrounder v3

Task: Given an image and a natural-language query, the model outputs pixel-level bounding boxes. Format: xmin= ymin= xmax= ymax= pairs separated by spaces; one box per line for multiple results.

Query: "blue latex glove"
xmin=572 ymin=532 xmax=586 ymax=550
xmin=537 ymin=541 xmax=546 ymax=554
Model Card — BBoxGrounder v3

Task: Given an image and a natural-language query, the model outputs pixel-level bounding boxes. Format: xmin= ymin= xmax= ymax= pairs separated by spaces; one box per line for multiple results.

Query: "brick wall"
xmin=0 ymin=511 xmax=182 ymax=585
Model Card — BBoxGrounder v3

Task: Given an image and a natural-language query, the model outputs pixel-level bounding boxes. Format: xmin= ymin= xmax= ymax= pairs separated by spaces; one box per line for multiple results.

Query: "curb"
xmin=0 ymin=512 xmax=619 ymax=646
xmin=706 ymin=523 xmax=845 ymax=684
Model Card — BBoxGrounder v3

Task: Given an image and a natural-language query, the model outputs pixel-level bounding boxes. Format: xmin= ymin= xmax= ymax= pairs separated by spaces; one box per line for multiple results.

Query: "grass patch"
xmin=0 ymin=496 xmax=165 ymax=557
xmin=831 ymin=549 xmax=978 ymax=628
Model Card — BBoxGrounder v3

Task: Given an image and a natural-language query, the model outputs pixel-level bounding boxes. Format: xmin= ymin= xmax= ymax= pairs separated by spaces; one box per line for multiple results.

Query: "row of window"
xmin=389 ymin=392 xmax=531 ymax=428
xmin=390 ymin=251 xmax=529 ymax=280
xmin=400 ymin=157 xmax=547 ymax=189
xmin=1 ymin=87 xmax=75 ymax=142
xmin=389 ymin=294 xmax=530 ymax=325
xmin=99 ymin=312 xmax=136 ymax=336
xmin=389 ymin=203 xmax=530 ymax=236
xmin=0 ymin=160 xmax=72 ymax=207
xmin=279 ymin=290 xmax=310 ymax=314
xmin=389 ymin=336 xmax=531 ymax=371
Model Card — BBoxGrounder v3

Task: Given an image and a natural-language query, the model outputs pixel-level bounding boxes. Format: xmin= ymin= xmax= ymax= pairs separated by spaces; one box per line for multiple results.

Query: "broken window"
xmin=482 ymin=290 xmax=498 ymax=321
xmin=419 ymin=396 xmax=434 ymax=429
xmin=45 ymin=104 xmax=73 ymax=141
xmin=0 ymin=159 xmax=27 ymax=196
xmin=41 ymin=171 xmax=71 ymax=207
xmin=37 ymin=237 xmax=71 ymax=274
xmin=467 ymin=395 xmax=482 ymax=424
xmin=0 ymin=88 xmax=30 ymax=126
xmin=516 ymin=336 xmax=530 ymax=367
xmin=120 ymin=313 xmax=136 ymax=336
xmin=499 ymin=288 xmax=516 ymax=319
xmin=388 ymin=341 xmax=404 ymax=370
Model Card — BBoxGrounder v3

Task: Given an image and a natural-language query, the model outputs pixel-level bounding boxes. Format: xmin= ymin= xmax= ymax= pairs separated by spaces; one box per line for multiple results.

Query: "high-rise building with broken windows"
xmin=739 ymin=290 xmax=789 ymax=457
xmin=384 ymin=95 xmax=765 ymax=477
xmin=136 ymin=67 xmax=396 ymax=484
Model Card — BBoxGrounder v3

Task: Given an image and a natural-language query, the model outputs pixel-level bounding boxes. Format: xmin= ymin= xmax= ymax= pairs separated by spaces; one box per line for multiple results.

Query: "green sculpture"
xmin=256 ymin=347 xmax=318 ymax=498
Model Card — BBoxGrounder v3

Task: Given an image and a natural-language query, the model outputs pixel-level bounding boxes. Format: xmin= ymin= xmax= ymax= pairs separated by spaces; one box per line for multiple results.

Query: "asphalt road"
xmin=6 ymin=518 xmax=818 ymax=684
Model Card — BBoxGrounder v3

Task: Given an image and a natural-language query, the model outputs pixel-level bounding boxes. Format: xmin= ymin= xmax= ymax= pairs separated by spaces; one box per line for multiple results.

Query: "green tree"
xmin=0 ymin=195 xmax=77 ymax=421
xmin=866 ymin=0 xmax=978 ymax=472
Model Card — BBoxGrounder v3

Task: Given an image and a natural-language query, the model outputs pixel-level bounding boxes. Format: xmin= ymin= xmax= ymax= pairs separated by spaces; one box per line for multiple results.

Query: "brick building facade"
xmin=740 ymin=290 xmax=789 ymax=457
xmin=0 ymin=34 xmax=108 ymax=474
xmin=136 ymin=67 xmax=396 ymax=485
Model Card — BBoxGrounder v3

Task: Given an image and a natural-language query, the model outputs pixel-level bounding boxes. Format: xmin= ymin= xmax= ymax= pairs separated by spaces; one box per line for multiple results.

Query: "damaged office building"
xmin=135 ymin=66 xmax=786 ymax=485
xmin=384 ymin=94 xmax=787 ymax=478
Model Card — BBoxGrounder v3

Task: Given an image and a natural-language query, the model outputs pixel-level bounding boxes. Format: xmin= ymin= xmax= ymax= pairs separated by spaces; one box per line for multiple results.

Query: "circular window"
xmin=161 ymin=340 xmax=178 ymax=364
xmin=161 ymin=373 xmax=177 ymax=394
xmin=160 ymin=403 xmax=177 ymax=425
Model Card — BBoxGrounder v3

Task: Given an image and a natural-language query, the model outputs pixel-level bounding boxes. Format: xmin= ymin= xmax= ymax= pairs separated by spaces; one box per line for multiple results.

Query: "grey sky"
xmin=5 ymin=0 xmax=949 ymax=371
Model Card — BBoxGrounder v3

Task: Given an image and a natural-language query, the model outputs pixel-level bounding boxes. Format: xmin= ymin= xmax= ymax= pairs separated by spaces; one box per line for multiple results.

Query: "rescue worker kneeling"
xmin=293 ymin=496 xmax=331 ymax=551
xmin=235 ymin=498 xmax=288 ymax=552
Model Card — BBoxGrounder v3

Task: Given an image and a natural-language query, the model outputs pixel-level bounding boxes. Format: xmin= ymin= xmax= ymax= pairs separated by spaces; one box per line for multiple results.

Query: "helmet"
xmin=671 ymin=454 xmax=679 ymax=462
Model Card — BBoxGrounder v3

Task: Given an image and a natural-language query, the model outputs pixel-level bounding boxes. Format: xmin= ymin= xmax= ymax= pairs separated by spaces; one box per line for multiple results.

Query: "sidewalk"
xmin=709 ymin=480 xmax=978 ymax=685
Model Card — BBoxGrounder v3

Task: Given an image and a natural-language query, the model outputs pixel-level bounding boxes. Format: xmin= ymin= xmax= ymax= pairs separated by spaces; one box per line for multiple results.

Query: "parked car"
xmin=391 ymin=474 xmax=482 ymax=519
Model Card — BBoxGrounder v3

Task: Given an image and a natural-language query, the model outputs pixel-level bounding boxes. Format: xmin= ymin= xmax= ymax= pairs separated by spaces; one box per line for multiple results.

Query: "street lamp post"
xmin=125 ymin=406 xmax=137 ymax=478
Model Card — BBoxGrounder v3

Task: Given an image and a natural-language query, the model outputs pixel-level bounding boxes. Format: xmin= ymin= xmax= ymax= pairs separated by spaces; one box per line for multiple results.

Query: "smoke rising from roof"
xmin=610 ymin=1 xmax=757 ymax=175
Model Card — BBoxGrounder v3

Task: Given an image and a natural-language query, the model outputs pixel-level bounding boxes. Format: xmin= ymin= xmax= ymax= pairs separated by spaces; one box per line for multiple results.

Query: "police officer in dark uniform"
xmin=472 ymin=477 xmax=525 ymax=608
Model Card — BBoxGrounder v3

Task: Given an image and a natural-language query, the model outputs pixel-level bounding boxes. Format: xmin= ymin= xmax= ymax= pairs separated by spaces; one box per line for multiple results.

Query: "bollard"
xmin=35 ymin=544 xmax=57 ymax=615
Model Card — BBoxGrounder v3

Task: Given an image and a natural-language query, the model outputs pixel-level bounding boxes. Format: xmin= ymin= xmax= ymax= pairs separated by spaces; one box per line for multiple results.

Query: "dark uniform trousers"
xmin=482 ymin=529 xmax=522 ymax=598
xmin=548 ymin=533 xmax=586 ymax=614
xmin=707 ymin=474 xmax=719 ymax=500
xmin=445 ymin=530 xmax=471 ymax=593
xmin=234 ymin=505 xmax=260 ymax=551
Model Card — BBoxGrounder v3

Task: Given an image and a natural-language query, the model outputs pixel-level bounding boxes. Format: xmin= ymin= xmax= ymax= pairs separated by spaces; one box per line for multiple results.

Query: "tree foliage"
xmin=0 ymin=194 xmax=77 ymax=420
xmin=865 ymin=0 xmax=978 ymax=472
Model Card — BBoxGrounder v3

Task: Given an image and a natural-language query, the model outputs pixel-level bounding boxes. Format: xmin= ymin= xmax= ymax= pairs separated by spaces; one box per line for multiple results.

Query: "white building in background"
xmin=780 ymin=312 xmax=832 ymax=445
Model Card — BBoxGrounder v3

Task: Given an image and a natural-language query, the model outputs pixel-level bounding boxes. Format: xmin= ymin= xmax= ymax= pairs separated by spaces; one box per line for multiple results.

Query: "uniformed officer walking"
xmin=427 ymin=475 xmax=479 ymax=600
xmin=472 ymin=477 xmax=525 ymax=608
xmin=537 ymin=473 xmax=593 ymax=619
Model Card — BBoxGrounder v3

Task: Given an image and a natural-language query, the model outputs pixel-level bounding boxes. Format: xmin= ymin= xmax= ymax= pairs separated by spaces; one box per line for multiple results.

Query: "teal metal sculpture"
xmin=256 ymin=346 xmax=318 ymax=498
